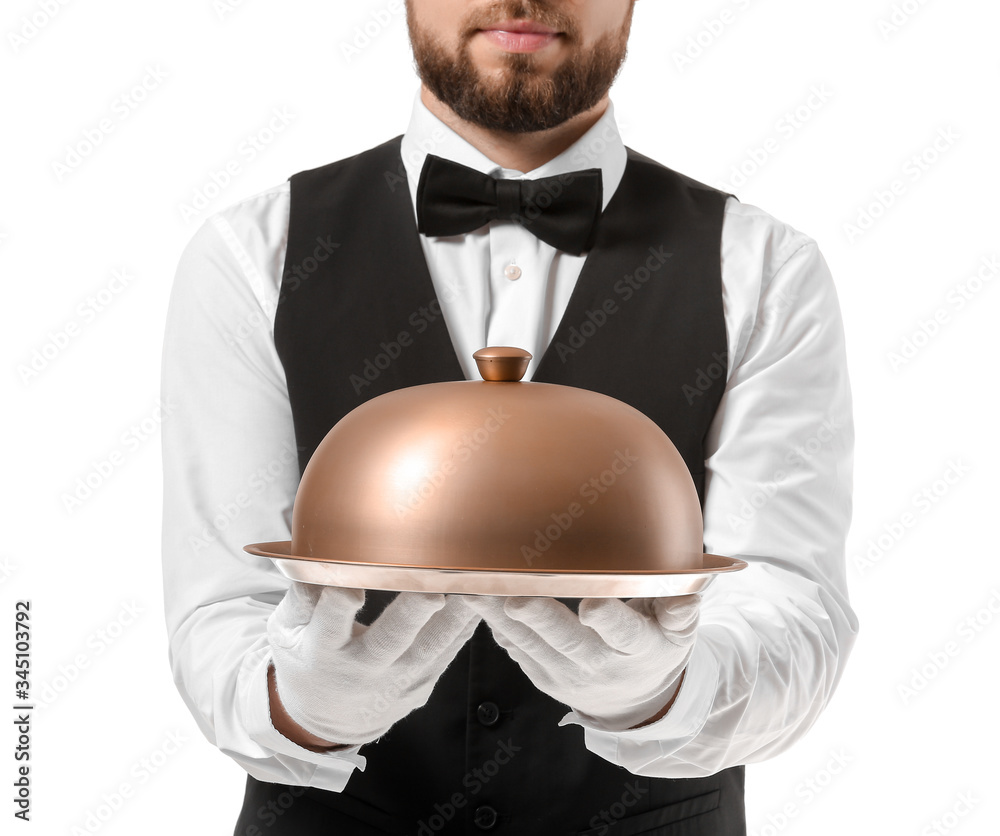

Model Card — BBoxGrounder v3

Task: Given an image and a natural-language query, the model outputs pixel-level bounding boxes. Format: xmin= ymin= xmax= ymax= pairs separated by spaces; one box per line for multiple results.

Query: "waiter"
xmin=161 ymin=1 xmax=857 ymax=834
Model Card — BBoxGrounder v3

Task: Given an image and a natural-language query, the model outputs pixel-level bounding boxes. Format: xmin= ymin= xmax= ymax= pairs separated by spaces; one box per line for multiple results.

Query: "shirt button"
xmin=476 ymin=702 xmax=500 ymax=726
xmin=503 ymin=264 xmax=522 ymax=281
xmin=474 ymin=805 xmax=498 ymax=830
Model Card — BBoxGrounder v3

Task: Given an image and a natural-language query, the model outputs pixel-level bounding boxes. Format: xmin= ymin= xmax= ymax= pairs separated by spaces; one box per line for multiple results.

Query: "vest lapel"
xmin=535 ymin=149 xmax=729 ymax=497
xmin=277 ymin=136 xmax=465 ymax=472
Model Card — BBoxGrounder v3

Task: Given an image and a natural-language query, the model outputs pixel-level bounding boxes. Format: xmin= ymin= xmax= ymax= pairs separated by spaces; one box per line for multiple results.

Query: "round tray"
xmin=245 ymin=542 xmax=747 ymax=597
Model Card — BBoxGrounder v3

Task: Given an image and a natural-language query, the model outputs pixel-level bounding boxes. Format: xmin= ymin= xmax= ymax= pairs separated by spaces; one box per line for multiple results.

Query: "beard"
xmin=406 ymin=0 xmax=633 ymax=134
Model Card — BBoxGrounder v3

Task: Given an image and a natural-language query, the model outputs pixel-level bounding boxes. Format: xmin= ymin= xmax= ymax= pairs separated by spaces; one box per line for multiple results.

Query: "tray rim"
xmin=245 ymin=542 xmax=745 ymax=575
xmin=245 ymin=541 xmax=747 ymax=597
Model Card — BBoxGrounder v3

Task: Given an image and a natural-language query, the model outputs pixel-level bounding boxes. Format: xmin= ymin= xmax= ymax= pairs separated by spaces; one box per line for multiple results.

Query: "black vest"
xmin=235 ymin=137 xmax=744 ymax=836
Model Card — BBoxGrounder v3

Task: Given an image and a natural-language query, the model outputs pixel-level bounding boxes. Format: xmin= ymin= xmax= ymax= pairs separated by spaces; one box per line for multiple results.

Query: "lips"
xmin=477 ymin=19 xmax=562 ymax=53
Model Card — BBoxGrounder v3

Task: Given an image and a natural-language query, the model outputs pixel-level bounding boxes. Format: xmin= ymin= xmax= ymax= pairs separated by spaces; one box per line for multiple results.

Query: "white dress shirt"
xmin=161 ymin=91 xmax=857 ymax=792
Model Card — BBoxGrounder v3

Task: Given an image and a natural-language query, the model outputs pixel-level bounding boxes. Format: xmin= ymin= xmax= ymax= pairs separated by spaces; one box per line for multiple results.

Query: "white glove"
xmin=463 ymin=594 xmax=699 ymax=731
xmin=268 ymin=584 xmax=480 ymax=746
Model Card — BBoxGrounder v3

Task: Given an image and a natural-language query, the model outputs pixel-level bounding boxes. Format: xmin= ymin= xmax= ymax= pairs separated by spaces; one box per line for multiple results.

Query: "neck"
xmin=420 ymin=85 xmax=609 ymax=173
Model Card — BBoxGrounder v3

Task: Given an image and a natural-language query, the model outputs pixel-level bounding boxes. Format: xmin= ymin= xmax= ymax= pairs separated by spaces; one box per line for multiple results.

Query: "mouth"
xmin=477 ymin=19 xmax=563 ymax=53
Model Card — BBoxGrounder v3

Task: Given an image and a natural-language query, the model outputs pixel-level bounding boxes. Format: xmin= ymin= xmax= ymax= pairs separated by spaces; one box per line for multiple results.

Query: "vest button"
xmin=476 ymin=701 xmax=500 ymax=726
xmin=474 ymin=805 xmax=498 ymax=830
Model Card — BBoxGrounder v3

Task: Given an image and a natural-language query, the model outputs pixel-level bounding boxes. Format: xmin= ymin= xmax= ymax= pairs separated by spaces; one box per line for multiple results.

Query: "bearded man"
xmin=161 ymin=2 xmax=857 ymax=834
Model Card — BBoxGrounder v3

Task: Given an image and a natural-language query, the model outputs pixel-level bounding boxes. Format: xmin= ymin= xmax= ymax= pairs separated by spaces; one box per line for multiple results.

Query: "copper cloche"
xmin=246 ymin=347 xmax=744 ymax=596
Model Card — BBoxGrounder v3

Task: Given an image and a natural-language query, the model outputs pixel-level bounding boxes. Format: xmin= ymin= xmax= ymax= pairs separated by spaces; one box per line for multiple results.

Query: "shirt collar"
xmin=399 ymin=88 xmax=627 ymax=213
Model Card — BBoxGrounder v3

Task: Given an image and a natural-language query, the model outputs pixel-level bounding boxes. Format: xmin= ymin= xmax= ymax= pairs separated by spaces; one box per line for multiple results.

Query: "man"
xmin=161 ymin=1 xmax=857 ymax=833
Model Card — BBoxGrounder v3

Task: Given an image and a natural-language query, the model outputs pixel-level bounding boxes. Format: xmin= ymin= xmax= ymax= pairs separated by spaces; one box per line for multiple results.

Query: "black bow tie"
xmin=416 ymin=154 xmax=603 ymax=256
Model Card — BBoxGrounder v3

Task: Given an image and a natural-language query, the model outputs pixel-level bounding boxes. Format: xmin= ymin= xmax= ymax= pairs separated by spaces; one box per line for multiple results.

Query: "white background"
xmin=3 ymin=0 xmax=999 ymax=834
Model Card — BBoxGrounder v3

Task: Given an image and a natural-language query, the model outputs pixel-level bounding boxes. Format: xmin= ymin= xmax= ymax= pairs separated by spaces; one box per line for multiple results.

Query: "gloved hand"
xmin=463 ymin=594 xmax=699 ymax=731
xmin=268 ymin=584 xmax=480 ymax=746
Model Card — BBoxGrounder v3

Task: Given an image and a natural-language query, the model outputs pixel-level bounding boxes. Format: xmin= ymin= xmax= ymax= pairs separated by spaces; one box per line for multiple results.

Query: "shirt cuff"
xmin=240 ymin=644 xmax=367 ymax=791
xmin=557 ymin=638 xmax=720 ymax=762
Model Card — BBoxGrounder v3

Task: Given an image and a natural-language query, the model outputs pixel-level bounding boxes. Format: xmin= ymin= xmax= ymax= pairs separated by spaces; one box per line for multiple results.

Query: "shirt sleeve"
xmin=564 ymin=198 xmax=859 ymax=776
xmin=160 ymin=187 xmax=366 ymax=791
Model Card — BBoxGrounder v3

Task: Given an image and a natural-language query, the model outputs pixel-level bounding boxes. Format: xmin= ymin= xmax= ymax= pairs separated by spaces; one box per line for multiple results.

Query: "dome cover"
xmin=246 ymin=347 xmax=744 ymax=596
